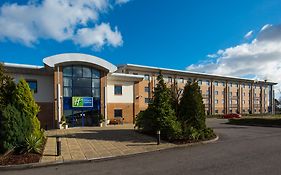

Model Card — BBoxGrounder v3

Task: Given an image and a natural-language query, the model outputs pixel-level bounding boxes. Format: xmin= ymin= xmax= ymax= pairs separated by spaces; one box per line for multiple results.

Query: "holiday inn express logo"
xmin=72 ymin=97 xmax=93 ymax=108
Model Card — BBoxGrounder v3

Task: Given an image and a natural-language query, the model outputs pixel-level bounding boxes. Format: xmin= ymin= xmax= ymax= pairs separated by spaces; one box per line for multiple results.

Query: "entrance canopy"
xmin=43 ymin=53 xmax=117 ymax=73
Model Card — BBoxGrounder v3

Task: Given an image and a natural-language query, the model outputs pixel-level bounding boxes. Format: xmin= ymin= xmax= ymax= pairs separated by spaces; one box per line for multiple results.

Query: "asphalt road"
xmin=2 ymin=119 xmax=281 ymax=175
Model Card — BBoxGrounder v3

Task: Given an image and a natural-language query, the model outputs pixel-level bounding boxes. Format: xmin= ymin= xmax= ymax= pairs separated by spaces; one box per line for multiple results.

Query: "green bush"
xmin=135 ymin=73 xmax=182 ymax=140
xmin=24 ymin=134 xmax=43 ymax=154
xmin=0 ymin=104 xmax=32 ymax=152
xmin=13 ymin=79 xmax=42 ymax=140
xmin=178 ymin=81 xmax=206 ymax=130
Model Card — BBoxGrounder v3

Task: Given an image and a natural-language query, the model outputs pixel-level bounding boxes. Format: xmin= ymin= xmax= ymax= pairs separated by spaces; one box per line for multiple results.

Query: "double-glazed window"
xmin=114 ymin=85 xmax=122 ymax=95
xmin=26 ymin=80 xmax=38 ymax=93
xmin=63 ymin=66 xmax=101 ymax=98
xmin=114 ymin=109 xmax=122 ymax=118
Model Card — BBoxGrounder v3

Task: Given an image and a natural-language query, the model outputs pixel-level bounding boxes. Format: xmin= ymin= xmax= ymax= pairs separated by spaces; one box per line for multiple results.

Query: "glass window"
xmin=168 ymin=77 xmax=172 ymax=83
xmin=73 ymin=66 xmax=83 ymax=77
xmin=83 ymin=67 xmax=91 ymax=78
xmin=63 ymin=87 xmax=72 ymax=97
xmin=215 ymin=99 xmax=218 ymax=104
xmin=73 ymin=87 xmax=91 ymax=96
xmin=63 ymin=77 xmax=72 ymax=87
xmin=222 ymin=99 xmax=224 ymax=104
xmin=92 ymin=79 xmax=100 ymax=88
xmin=221 ymin=82 xmax=225 ymax=86
xmin=145 ymin=87 xmax=150 ymax=93
xmin=215 ymin=91 xmax=219 ymax=95
xmin=63 ymin=67 xmax=72 ymax=77
xmin=114 ymin=109 xmax=122 ymax=118
xmin=92 ymin=69 xmax=100 ymax=78
xmin=198 ymin=80 xmax=202 ymax=85
xmin=214 ymin=81 xmax=218 ymax=86
xmin=92 ymin=88 xmax=100 ymax=98
xmin=73 ymin=78 xmax=91 ymax=87
xmin=180 ymin=78 xmax=184 ymax=83
xmin=144 ymin=74 xmax=150 ymax=80
xmin=114 ymin=85 xmax=122 ymax=95
xmin=206 ymin=80 xmax=210 ymax=86
xmin=26 ymin=80 xmax=38 ymax=93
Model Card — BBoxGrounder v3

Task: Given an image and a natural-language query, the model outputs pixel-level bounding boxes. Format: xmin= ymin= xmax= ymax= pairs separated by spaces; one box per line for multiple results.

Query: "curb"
xmin=0 ymin=135 xmax=219 ymax=171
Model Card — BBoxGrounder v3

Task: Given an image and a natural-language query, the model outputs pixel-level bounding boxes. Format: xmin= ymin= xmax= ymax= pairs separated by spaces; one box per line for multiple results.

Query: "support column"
xmin=225 ymin=82 xmax=228 ymax=114
xmin=249 ymin=83 xmax=253 ymax=114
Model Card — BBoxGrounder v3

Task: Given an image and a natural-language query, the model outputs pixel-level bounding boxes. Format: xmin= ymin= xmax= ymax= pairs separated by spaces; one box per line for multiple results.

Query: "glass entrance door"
xmin=71 ymin=109 xmax=99 ymax=127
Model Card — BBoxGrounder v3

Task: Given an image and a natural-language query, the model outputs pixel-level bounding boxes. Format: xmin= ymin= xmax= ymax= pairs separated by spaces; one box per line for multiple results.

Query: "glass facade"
xmin=63 ymin=65 xmax=101 ymax=127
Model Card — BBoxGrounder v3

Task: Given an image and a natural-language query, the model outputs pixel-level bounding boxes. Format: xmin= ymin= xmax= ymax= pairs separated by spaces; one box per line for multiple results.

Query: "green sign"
xmin=72 ymin=97 xmax=93 ymax=108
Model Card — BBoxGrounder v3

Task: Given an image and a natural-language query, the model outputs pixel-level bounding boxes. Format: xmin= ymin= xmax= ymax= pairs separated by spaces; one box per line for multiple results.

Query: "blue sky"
xmin=1 ymin=0 xmax=281 ymax=73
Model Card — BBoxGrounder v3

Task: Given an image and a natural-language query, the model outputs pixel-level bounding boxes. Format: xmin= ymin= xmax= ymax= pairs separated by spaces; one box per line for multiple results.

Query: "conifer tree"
xmin=179 ymin=81 xmax=206 ymax=130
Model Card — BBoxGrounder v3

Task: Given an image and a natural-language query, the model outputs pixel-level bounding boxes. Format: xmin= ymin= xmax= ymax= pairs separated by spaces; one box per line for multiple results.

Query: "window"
xmin=243 ymin=100 xmax=245 ymax=104
xmin=222 ymin=90 xmax=225 ymax=95
xmin=222 ymin=99 xmax=225 ymax=104
xmin=215 ymin=99 xmax=218 ymax=104
xmin=63 ymin=66 xmax=101 ymax=98
xmin=180 ymin=78 xmax=184 ymax=83
xmin=248 ymin=84 xmax=251 ymax=88
xmin=205 ymin=80 xmax=210 ymax=86
xmin=114 ymin=85 xmax=122 ymax=95
xmin=214 ymin=81 xmax=218 ymax=86
xmin=188 ymin=78 xmax=192 ymax=82
xmin=26 ymin=80 xmax=38 ymax=93
xmin=242 ymin=84 xmax=245 ymax=88
xmin=144 ymin=74 xmax=150 ymax=80
xmin=206 ymin=90 xmax=210 ymax=95
xmin=145 ymin=98 xmax=151 ymax=104
xmin=145 ymin=87 xmax=150 ymax=93
xmin=215 ymin=91 xmax=219 ymax=95
xmin=229 ymin=82 xmax=232 ymax=87
xmin=198 ymin=80 xmax=202 ymax=85
xmin=229 ymin=92 xmax=232 ymax=96
xmin=243 ymin=92 xmax=246 ymax=96
xmin=215 ymin=110 xmax=219 ymax=114
xmin=168 ymin=77 xmax=172 ymax=83
xmin=222 ymin=82 xmax=225 ymax=86
xmin=133 ymin=73 xmax=138 ymax=75
xmin=114 ymin=109 xmax=122 ymax=118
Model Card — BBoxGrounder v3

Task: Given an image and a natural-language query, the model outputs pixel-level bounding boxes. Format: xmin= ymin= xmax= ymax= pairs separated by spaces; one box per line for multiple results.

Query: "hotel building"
xmin=2 ymin=53 xmax=277 ymax=129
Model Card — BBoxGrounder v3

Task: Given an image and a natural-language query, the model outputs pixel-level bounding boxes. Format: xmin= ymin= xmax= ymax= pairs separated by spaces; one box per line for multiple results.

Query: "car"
xmin=223 ymin=113 xmax=242 ymax=119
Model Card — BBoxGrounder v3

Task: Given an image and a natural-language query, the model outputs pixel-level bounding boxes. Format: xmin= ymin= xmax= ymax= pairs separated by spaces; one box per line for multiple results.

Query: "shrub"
xmin=135 ymin=73 xmax=182 ymax=140
xmin=179 ymin=81 xmax=206 ymax=130
xmin=13 ymin=79 xmax=42 ymax=139
xmin=0 ymin=104 xmax=32 ymax=152
xmin=24 ymin=134 xmax=43 ymax=154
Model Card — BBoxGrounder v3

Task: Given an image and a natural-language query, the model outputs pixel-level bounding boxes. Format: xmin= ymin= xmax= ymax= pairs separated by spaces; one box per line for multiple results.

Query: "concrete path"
xmin=41 ymin=124 xmax=175 ymax=163
xmin=5 ymin=119 xmax=281 ymax=175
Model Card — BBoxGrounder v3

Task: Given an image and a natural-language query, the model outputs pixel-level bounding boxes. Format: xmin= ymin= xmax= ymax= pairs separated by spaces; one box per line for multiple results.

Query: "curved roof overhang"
xmin=43 ymin=53 xmax=117 ymax=73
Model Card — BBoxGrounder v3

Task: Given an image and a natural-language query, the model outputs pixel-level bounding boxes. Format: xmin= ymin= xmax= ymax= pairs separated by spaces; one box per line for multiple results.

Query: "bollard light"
xmin=157 ymin=130 xmax=161 ymax=145
xmin=56 ymin=136 xmax=61 ymax=156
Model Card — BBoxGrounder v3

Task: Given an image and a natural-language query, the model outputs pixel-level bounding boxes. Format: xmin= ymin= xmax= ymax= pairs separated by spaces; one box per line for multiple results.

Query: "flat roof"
xmin=119 ymin=63 xmax=277 ymax=85
xmin=3 ymin=62 xmax=44 ymax=69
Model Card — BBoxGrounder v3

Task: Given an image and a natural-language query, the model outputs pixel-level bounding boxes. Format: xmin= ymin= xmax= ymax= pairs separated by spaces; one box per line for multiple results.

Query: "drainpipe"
xmin=104 ymin=75 xmax=108 ymax=126
xmin=57 ymin=66 xmax=61 ymax=129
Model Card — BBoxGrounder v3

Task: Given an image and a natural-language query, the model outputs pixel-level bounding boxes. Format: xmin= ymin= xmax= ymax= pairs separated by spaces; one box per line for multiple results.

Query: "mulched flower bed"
xmin=0 ymin=138 xmax=46 ymax=166
xmin=0 ymin=152 xmax=41 ymax=166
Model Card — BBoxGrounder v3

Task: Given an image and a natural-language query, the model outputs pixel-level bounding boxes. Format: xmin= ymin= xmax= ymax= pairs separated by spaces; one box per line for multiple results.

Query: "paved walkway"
xmin=41 ymin=124 xmax=175 ymax=163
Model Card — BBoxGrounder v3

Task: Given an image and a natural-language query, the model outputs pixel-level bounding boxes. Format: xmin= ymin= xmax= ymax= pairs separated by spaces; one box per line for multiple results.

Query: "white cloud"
xmin=74 ymin=23 xmax=123 ymax=50
xmin=115 ymin=0 xmax=130 ymax=4
xmin=187 ymin=24 xmax=281 ymax=96
xmin=244 ymin=30 xmax=253 ymax=39
xmin=0 ymin=0 xmax=126 ymax=49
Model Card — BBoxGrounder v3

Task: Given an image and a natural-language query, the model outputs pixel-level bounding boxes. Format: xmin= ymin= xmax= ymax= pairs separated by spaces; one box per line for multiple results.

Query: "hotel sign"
xmin=72 ymin=97 xmax=93 ymax=108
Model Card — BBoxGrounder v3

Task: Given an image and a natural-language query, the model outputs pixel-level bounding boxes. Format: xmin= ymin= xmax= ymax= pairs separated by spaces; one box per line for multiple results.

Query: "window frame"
xmin=26 ymin=79 xmax=38 ymax=93
xmin=114 ymin=109 xmax=123 ymax=118
xmin=114 ymin=85 xmax=123 ymax=95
